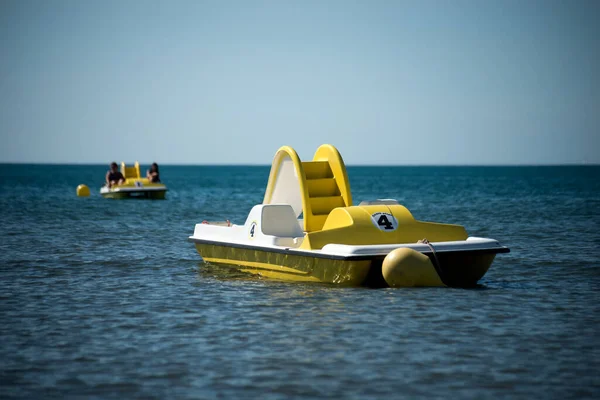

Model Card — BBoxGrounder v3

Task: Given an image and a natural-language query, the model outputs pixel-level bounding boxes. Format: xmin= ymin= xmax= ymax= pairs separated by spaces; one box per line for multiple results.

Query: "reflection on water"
xmin=198 ymin=261 xmax=259 ymax=282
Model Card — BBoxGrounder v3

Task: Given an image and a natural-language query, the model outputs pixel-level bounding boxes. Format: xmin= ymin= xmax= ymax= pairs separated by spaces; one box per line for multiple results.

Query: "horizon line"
xmin=0 ymin=161 xmax=598 ymax=167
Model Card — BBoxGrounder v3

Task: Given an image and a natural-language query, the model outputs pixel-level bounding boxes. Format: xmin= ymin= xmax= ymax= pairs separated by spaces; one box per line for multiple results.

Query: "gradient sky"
xmin=1 ymin=0 xmax=598 ymax=165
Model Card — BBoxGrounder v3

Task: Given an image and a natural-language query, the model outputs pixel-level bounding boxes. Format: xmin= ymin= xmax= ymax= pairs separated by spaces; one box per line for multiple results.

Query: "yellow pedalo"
xmin=189 ymin=144 xmax=509 ymax=288
xmin=100 ymin=162 xmax=167 ymax=199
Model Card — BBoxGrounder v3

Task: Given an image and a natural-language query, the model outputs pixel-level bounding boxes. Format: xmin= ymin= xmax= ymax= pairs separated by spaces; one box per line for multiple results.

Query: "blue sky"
xmin=1 ymin=0 xmax=598 ymax=165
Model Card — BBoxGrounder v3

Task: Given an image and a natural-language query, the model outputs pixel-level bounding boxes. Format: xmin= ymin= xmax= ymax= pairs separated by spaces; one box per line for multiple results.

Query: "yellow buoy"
xmin=76 ymin=184 xmax=90 ymax=197
xmin=382 ymin=248 xmax=445 ymax=288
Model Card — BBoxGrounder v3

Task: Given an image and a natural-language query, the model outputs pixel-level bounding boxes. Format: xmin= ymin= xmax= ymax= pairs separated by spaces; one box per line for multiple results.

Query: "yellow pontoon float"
xmin=100 ymin=162 xmax=167 ymax=199
xmin=189 ymin=145 xmax=509 ymax=287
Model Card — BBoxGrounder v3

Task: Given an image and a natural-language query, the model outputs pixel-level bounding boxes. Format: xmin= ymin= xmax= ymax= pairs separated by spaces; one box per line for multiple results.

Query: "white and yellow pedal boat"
xmin=189 ymin=145 xmax=509 ymax=287
xmin=100 ymin=162 xmax=167 ymax=199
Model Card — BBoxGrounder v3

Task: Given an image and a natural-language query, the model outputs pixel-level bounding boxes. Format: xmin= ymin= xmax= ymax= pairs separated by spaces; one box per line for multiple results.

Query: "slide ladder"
xmin=263 ymin=144 xmax=352 ymax=232
xmin=121 ymin=162 xmax=141 ymax=181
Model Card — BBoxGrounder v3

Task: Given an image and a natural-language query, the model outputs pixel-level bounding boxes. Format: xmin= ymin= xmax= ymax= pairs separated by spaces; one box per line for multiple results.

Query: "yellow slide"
xmin=263 ymin=144 xmax=352 ymax=232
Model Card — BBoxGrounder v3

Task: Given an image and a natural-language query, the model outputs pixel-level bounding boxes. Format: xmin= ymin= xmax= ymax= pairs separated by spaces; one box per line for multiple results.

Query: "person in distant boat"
xmin=146 ymin=162 xmax=160 ymax=183
xmin=106 ymin=162 xmax=125 ymax=188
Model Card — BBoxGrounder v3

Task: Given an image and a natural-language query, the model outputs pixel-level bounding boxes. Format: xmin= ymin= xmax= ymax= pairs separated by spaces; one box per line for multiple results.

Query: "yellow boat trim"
xmin=196 ymin=243 xmax=371 ymax=285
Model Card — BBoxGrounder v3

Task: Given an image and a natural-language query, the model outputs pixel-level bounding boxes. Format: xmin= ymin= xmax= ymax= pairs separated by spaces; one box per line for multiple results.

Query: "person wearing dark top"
xmin=105 ymin=162 xmax=125 ymax=188
xmin=146 ymin=163 xmax=160 ymax=183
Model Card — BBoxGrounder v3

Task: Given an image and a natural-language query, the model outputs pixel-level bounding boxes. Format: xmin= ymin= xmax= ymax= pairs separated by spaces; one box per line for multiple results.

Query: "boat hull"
xmin=434 ymin=251 xmax=496 ymax=287
xmin=193 ymin=241 xmax=504 ymax=287
xmin=100 ymin=188 xmax=167 ymax=199
xmin=194 ymin=243 xmax=372 ymax=285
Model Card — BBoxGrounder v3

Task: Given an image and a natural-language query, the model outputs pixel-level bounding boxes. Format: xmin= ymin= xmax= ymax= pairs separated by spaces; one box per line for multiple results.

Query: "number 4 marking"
xmin=377 ymin=215 xmax=394 ymax=230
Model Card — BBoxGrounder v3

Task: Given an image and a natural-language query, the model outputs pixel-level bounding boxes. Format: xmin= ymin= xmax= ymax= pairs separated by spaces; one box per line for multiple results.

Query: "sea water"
xmin=1 ymin=164 xmax=599 ymax=399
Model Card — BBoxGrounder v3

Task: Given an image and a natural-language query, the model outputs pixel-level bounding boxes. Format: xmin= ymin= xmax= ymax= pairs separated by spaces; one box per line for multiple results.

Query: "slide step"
xmin=306 ymin=178 xmax=340 ymax=197
xmin=302 ymin=161 xmax=333 ymax=179
xmin=309 ymin=196 xmax=345 ymax=215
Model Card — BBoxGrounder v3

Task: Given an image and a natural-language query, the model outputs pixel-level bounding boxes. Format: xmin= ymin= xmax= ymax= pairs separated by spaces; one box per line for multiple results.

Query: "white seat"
xmin=261 ymin=204 xmax=304 ymax=237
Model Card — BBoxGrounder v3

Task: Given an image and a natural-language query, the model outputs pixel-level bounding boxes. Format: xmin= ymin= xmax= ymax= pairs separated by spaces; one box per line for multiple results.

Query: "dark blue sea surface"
xmin=1 ymin=164 xmax=599 ymax=399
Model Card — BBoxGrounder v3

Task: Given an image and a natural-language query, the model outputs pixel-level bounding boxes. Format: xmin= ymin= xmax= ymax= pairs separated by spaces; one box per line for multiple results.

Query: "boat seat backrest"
xmin=261 ymin=205 xmax=304 ymax=238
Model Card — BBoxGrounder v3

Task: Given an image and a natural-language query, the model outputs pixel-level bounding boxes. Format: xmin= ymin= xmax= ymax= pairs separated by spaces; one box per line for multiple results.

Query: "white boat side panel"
xmin=320 ymin=237 xmax=505 ymax=256
xmin=195 ymin=204 xmax=304 ymax=249
xmin=191 ymin=223 xmax=505 ymax=258
xmin=100 ymin=185 xmax=167 ymax=194
xmin=113 ymin=186 xmax=166 ymax=192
